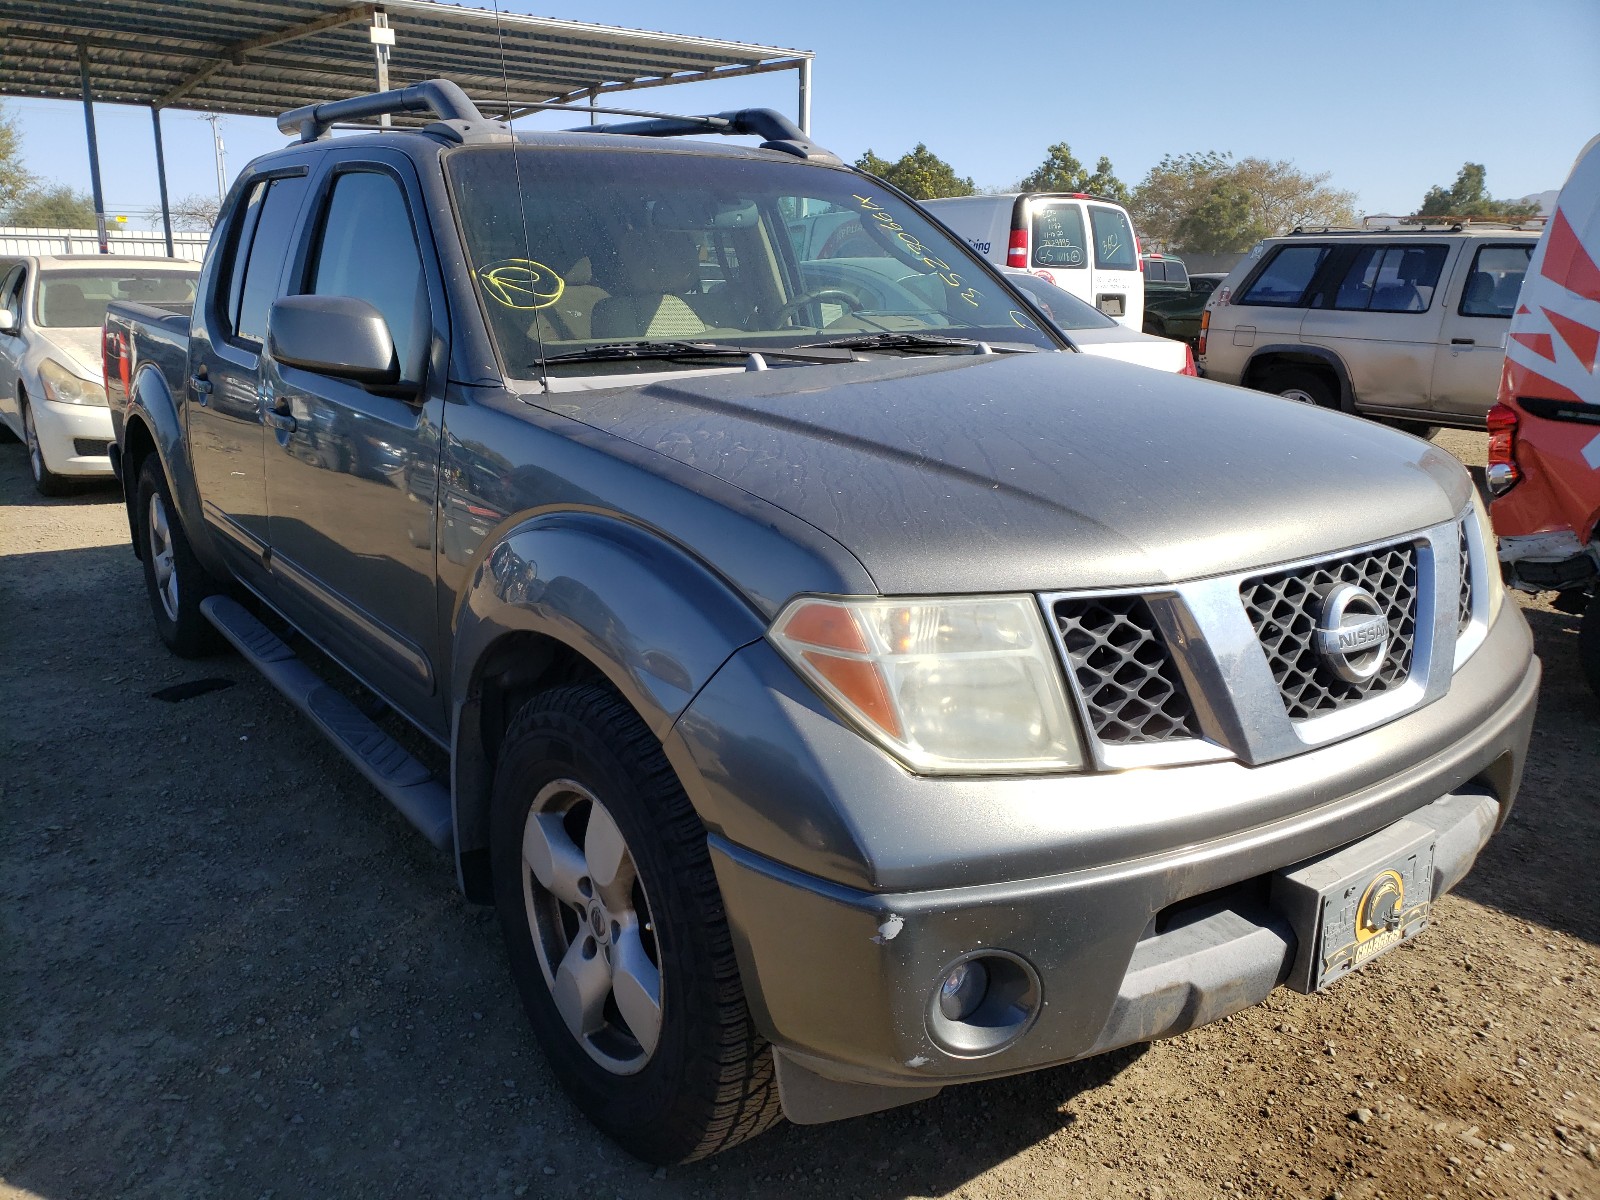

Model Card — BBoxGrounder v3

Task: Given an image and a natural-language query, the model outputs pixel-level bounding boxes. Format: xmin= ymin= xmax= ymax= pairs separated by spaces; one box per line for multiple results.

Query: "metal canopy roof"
xmin=0 ymin=0 xmax=812 ymax=118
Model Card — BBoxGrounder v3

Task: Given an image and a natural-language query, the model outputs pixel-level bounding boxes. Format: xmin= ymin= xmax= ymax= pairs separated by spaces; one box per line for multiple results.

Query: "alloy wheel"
xmin=521 ymin=779 xmax=663 ymax=1075
xmin=147 ymin=491 xmax=180 ymax=622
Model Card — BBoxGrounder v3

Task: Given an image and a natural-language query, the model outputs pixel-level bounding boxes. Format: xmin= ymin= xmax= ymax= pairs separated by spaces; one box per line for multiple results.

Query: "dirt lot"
xmin=2 ymin=429 xmax=1598 ymax=1200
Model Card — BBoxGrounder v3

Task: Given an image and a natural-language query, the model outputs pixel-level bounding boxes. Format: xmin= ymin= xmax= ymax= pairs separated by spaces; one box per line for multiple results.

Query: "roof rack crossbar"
xmin=278 ymin=79 xmax=496 ymax=142
xmin=566 ymin=107 xmax=841 ymax=164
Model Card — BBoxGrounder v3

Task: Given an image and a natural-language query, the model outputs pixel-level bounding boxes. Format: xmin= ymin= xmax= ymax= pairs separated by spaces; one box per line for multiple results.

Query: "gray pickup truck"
xmin=104 ymin=80 xmax=1539 ymax=1164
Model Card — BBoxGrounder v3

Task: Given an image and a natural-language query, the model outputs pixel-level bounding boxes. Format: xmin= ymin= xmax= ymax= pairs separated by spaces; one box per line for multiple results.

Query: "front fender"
xmin=449 ymin=510 xmax=768 ymax=870
xmin=124 ymin=363 xmax=228 ymax=579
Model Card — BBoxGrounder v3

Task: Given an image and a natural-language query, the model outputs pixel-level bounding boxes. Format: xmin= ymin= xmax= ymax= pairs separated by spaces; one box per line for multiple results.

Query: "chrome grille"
xmin=1240 ymin=543 xmax=1420 ymax=720
xmin=1457 ymin=520 xmax=1473 ymax=635
xmin=1053 ymin=595 xmax=1200 ymax=744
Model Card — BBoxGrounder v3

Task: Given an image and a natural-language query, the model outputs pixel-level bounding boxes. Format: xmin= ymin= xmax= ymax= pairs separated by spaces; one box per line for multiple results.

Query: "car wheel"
xmin=22 ymin=395 xmax=71 ymax=496
xmin=1145 ymin=315 xmax=1169 ymax=339
xmin=1581 ymin=589 xmax=1600 ymax=702
xmin=1267 ymin=367 xmax=1338 ymax=410
xmin=137 ymin=456 xmax=221 ymax=657
xmin=491 ymin=683 xmax=783 ymax=1164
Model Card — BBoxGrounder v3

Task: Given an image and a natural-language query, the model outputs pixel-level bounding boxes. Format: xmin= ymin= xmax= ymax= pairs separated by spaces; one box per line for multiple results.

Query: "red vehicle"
xmin=1489 ymin=133 xmax=1600 ymax=698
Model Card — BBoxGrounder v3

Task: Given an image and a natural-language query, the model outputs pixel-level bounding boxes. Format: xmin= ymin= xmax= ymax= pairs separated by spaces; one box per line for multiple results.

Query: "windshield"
xmin=1005 ymin=272 xmax=1117 ymax=330
xmin=35 ymin=270 xmax=197 ymax=329
xmin=445 ymin=146 xmax=1058 ymax=377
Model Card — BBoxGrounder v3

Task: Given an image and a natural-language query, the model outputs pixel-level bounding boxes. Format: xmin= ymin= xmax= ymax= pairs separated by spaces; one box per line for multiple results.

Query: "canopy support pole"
xmin=150 ymin=105 xmax=174 ymax=256
xmin=797 ymin=58 xmax=811 ymax=135
xmin=77 ymin=43 xmax=109 ymax=254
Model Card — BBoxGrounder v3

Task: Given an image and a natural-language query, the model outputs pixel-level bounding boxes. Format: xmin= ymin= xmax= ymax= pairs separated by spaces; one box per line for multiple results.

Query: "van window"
xmin=1089 ymin=206 xmax=1137 ymax=271
xmin=1031 ymin=203 xmax=1087 ymax=268
xmin=1461 ymin=244 xmax=1532 ymax=318
xmin=1237 ymin=245 xmax=1329 ymax=307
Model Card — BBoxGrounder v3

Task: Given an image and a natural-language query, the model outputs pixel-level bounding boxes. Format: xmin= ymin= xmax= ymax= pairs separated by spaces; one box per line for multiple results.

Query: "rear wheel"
xmin=22 ymin=395 xmax=71 ymax=496
xmin=1581 ymin=589 xmax=1600 ymax=702
xmin=491 ymin=684 xmax=782 ymax=1164
xmin=1265 ymin=367 xmax=1338 ymax=410
xmin=136 ymin=456 xmax=221 ymax=657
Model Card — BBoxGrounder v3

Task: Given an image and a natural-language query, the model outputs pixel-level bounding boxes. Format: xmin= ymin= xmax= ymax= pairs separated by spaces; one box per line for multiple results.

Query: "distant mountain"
xmin=1520 ymin=190 xmax=1558 ymax=215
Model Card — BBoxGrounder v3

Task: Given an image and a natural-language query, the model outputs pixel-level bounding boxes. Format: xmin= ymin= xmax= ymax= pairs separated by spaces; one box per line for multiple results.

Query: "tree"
xmin=153 ymin=193 xmax=222 ymax=231
xmin=3 ymin=183 xmax=96 ymax=228
xmin=854 ymin=144 xmax=974 ymax=200
xmin=0 ymin=106 xmax=37 ymax=216
xmin=1016 ymin=143 xmax=1129 ymax=204
xmin=1131 ymin=151 xmax=1357 ymax=253
xmin=1416 ymin=163 xmax=1539 ymax=221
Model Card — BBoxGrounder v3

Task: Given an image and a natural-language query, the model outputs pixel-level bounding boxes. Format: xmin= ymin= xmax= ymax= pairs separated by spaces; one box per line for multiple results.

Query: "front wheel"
xmin=491 ymin=684 xmax=782 ymax=1164
xmin=22 ymin=397 xmax=71 ymax=496
xmin=136 ymin=456 xmax=221 ymax=657
xmin=1581 ymin=589 xmax=1600 ymax=702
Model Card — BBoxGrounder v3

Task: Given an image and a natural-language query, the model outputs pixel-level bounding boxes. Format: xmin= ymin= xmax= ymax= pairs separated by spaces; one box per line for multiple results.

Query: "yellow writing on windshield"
xmin=478 ymin=259 xmax=565 ymax=310
xmin=852 ymin=195 xmax=983 ymax=308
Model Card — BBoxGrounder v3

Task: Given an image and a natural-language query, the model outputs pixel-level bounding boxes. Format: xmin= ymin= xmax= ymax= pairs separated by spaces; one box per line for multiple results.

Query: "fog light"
xmin=938 ymin=960 xmax=989 ymax=1021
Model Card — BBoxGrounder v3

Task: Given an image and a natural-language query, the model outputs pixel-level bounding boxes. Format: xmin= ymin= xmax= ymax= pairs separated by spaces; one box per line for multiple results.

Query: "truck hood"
xmin=554 ymin=351 xmax=1471 ymax=594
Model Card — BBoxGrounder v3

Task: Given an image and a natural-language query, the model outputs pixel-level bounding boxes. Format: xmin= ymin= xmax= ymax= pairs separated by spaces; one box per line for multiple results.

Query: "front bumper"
xmin=32 ymin=397 xmax=113 ymax=477
xmin=672 ymin=605 xmax=1538 ymax=1122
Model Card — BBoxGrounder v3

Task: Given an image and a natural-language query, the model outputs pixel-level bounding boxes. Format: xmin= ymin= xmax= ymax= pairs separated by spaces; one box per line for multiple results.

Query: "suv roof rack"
xmin=277 ymin=78 xmax=840 ymax=163
xmin=1287 ymin=214 xmax=1548 ymax=236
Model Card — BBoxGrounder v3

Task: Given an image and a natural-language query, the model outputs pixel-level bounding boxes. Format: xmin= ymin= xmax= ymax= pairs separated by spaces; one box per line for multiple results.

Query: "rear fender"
xmin=122 ymin=364 xmax=227 ymax=578
xmin=1243 ymin=345 xmax=1355 ymax=412
xmin=449 ymin=511 xmax=767 ymax=886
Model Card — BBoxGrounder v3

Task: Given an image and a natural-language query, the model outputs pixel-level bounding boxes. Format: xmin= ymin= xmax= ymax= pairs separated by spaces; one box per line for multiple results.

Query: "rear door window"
xmin=1237 ymin=245 xmax=1330 ymax=306
xmin=1460 ymin=243 xmax=1532 ymax=317
xmin=233 ymin=176 xmax=308 ymax=347
xmin=1088 ymin=206 xmax=1137 ymax=271
xmin=1031 ymin=203 xmax=1087 ymax=268
xmin=1328 ymin=245 xmax=1447 ymax=313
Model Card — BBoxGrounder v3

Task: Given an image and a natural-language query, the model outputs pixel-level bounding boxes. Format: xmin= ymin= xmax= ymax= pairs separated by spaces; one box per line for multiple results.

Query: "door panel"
xmin=0 ymin=265 xmax=25 ymax=431
xmin=189 ymin=174 xmax=308 ymax=574
xmin=1433 ymin=242 xmax=1532 ymax=422
xmin=262 ymin=159 xmax=444 ymax=728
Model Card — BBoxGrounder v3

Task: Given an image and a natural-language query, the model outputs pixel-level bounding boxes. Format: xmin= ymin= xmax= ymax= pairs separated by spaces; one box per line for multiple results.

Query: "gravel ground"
xmin=2 ymin=428 xmax=1597 ymax=1200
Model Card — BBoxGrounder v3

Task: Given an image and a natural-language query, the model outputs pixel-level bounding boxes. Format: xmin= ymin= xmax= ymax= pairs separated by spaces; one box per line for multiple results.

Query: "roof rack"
xmin=278 ymin=79 xmax=510 ymax=144
xmin=1287 ymin=214 xmax=1548 ymax=236
xmin=276 ymin=79 xmax=840 ymax=162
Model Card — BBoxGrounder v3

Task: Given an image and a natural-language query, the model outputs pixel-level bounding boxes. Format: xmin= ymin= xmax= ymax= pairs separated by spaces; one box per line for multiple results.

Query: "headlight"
xmin=769 ymin=595 xmax=1084 ymax=774
xmin=39 ymin=358 xmax=106 ymax=406
xmin=1468 ymin=488 xmax=1504 ymax=626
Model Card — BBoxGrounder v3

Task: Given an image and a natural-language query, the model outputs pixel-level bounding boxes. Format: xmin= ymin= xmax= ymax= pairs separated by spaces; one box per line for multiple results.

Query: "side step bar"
xmin=201 ymin=595 xmax=454 ymax=850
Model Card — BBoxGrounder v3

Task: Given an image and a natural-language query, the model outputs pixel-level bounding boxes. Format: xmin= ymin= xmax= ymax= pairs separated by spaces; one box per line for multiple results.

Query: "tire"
xmin=1144 ymin=315 xmax=1168 ymax=339
xmin=136 ymin=456 xmax=222 ymax=657
xmin=1581 ymin=589 xmax=1600 ymax=703
xmin=1266 ymin=367 xmax=1338 ymax=410
xmin=491 ymin=684 xmax=782 ymax=1164
xmin=22 ymin=395 xmax=72 ymax=496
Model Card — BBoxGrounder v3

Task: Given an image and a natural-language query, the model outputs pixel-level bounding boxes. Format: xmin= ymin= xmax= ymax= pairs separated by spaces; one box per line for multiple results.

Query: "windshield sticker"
xmin=852 ymin=195 xmax=983 ymax=308
xmin=478 ymin=259 xmax=565 ymax=310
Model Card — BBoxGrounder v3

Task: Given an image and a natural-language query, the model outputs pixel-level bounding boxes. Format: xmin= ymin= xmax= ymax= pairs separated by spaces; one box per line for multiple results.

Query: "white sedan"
xmin=1002 ymin=268 xmax=1196 ymax=375
xmin=0 ymin=254 xmax=198 ymax=495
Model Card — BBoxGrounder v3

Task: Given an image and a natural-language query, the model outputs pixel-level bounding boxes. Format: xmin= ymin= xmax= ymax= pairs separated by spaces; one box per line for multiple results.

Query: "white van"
xmin=921 ymin=193 xmax=1145 ymax=330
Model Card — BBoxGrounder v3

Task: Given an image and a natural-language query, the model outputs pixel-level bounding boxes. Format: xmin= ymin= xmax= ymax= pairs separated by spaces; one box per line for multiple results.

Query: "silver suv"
xmin=1200 ymin=225 xmax=1541 ymax=431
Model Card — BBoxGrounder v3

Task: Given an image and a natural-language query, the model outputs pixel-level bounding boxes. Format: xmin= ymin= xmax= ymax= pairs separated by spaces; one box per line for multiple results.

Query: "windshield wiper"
xmin=539 ymin=340 xmax=858 ymax=367
xmin=800 ymin=332 xmax=1035 ymax=355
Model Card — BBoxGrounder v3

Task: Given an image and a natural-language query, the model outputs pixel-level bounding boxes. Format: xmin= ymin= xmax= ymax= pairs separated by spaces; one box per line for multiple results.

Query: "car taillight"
xmin=1197 ymin=310 xmax=1210 ymax=357
xmin=1007 ymin=228 xmax=1029 ymax=268
xmin=1485 ymin=402 xmax=1520 ymax=494
xmin=1180 ymin=345 xmax=1197 ymax=376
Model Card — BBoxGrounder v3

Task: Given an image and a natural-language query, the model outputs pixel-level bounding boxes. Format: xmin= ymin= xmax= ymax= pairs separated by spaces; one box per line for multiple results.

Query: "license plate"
xmin=1097 ymin=293 xmax=1125 ymax=316
xmin=1273 ymin=818 xmax=1437 ymax=993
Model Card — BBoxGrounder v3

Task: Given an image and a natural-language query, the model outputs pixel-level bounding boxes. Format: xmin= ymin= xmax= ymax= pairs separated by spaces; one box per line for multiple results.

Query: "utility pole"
xmin=197 ymin=113 xmax=226 ymax=202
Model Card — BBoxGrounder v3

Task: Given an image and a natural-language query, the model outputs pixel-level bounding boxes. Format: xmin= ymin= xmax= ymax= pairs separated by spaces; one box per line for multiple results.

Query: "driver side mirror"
xmin=268 ymin=295 xmax=400 ymax=388
xmin=0 ymin=309 xmax=15 ymax=334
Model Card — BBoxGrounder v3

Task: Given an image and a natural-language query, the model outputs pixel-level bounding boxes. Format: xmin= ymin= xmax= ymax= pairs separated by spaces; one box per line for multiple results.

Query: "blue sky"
xmin=7 ymin=0 xmax=1597 ymax=225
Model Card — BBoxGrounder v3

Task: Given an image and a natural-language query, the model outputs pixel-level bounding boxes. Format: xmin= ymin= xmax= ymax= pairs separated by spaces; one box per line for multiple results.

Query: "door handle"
xmin=190 ymin=374 xmax=212 ymax=404
xmin=1450 ymin=337 xmax=1475 ymax=345
xmin=268 ymin=410 xmax=297 ymax=433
